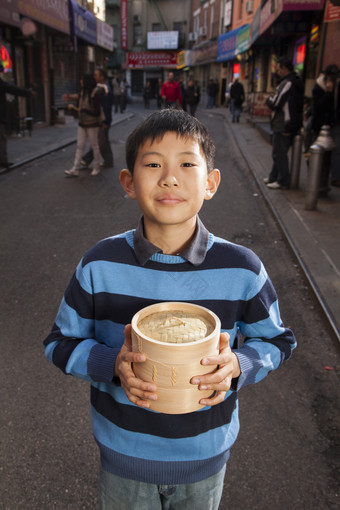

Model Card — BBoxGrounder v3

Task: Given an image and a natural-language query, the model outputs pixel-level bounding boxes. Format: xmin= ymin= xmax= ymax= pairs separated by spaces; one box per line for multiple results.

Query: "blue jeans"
xmin=230 ymin=100 xmax=241 ymax=122
xmin=99 ymin=464 xmax=226 ymax=510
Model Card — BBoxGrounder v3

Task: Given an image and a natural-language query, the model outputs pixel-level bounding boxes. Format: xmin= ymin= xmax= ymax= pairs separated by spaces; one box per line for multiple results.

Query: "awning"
xmin=217 ymin=25 xmax=250 ymax=62
xmin=260 ymin=0 xmax=325 ymax=36
xmin=217 ymin=26 xmax=242 ymax=62
xmin=18 ymin=0 xmax=70 ymax=34
xmin=69 ymin=0 xmax=96 ymax=45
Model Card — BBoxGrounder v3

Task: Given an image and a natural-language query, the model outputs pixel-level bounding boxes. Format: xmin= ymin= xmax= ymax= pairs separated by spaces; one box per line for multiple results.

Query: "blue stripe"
xmin=80 ymin=261 xmax=264 ymax=301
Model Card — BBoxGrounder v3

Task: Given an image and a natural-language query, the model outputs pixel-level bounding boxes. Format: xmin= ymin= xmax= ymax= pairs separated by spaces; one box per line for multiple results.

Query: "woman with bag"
xmin=63 ymin=74 xmax=102 ymax=177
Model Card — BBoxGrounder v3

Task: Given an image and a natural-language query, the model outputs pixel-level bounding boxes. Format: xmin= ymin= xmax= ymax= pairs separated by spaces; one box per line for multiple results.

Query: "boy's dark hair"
xmin=125 ymin=109 xmax=216 ymax=173
xmin=277 ymin=56 xmax=294 ymax=72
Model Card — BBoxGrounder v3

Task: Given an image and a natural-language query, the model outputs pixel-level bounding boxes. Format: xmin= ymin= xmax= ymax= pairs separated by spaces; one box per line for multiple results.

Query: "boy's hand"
xmin=190 ymin=333 xmax=241 ymax=407
xmin=115 ymin=325 xmax=158 ymax=408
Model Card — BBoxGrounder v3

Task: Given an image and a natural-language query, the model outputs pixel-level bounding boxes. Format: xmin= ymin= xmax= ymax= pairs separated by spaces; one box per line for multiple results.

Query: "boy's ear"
xmin=119 ymin=169 xmax=136 ymax=199
xmin=204 ymin=169 xmax=220 ymax=200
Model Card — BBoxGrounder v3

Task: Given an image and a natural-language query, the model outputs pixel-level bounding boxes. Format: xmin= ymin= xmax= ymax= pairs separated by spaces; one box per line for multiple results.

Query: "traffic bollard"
xmin=305 ymin=144 xmax=324 ymax=210
xmin=290 ymin=133 xmax=303 ymax=189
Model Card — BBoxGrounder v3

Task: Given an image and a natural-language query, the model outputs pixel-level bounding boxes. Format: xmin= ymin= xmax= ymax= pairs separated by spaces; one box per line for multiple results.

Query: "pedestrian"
xmin=310 ymin=64 xmax=340 ymax=186
xmin=179 ymin=75 xmax=187 ymax=112
xmin=184 ymin=78 xmax=200 ymax=117
xmin=230 ymin=78 xmax=245 ymax=122
xmin=156 ymin=77 xmax=163 ymax=108
xmin=264 ymin=56 xmax=304 ymax=189
xmin=0 ymin=70 xmax=31 ymax=170
xmin=112 ymin=73 xmax=125 ymax=113
xmin=143 ymin=80 xmax=152 ymax=109
xmin=63 ymin=74 xmax=102 ymax=177
xmin=160 ymin=72 xmax=182 ymax=108
xmin=81 ymin=68 xmax=114 ymax=169
xmin=44 ymin=108 xmax=296 ymax=509
xmin=224 ymin=79 xmax=233 ymax=109
xmin=206 ymin=78 xmax=215 ymax=108
xmin=213 ymin=79 xmax=219 ymax=107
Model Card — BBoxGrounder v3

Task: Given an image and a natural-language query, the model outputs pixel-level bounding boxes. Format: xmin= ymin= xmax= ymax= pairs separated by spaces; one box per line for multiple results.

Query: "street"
xmin=1 ymin=105 xmax=339 ymax=510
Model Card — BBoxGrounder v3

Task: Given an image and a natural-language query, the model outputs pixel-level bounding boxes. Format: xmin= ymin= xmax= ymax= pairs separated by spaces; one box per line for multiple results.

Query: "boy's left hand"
xmin=190 ymin=333 xmax=241 ymax=407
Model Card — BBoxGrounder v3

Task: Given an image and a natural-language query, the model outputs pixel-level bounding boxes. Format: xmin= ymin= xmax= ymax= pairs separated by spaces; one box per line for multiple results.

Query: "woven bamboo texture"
xmin=131 ymin=302 xmax=221 ymax=414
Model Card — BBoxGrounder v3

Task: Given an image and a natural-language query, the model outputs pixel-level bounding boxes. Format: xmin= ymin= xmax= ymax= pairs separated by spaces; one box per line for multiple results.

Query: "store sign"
xmin=96 ymin=18 xmax=114 ymax=51
xmin=127 ymin=52 xmax=177 ymax=69
xmin=0 ymin=0 xmax=20 ymax=28
xmin=324 ymin=0 xmax=340 ymax=21
xmin=147 ymin=31 xmax=179 ymax=50
xmin=69 ymin=0 xmax=96 ymax=45
xmin=282 ymin=0 xmax=325 ymax=10
xmin=18 ymin=0 xmax=70 ymax=34
xmin=121 ymin=0 xmax=128 ymax=50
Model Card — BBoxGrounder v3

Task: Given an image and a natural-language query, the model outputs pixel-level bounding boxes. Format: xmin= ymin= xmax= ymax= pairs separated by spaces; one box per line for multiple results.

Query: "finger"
xmin=200 ymin=332 xmax=230 ymax=366
xmin=200 ymin=390 xmax=227 ymax=407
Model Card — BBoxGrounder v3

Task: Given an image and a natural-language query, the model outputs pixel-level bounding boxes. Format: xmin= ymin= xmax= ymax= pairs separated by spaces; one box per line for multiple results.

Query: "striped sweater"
xmin=43 ymin=229 xmax=296 ymax=484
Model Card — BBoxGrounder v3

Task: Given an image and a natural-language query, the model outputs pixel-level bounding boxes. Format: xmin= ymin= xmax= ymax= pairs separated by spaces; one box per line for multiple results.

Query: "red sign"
xmin=325 ymin=0 xmax=340 ymax=21
xmin=121 ymin=0 xmax=128 ymax=50
xmin=127 ymin=52 xmax=178 ymax=69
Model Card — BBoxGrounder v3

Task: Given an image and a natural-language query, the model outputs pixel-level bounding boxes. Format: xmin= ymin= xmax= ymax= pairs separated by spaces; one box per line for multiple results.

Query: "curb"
xmin=0 ymin=113 xmax=134 ymax=176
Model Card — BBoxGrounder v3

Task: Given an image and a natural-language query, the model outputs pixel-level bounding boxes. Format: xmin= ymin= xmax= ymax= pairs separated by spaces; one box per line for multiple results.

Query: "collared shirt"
xmin=133 ymin=216 xmax=210 ymax=266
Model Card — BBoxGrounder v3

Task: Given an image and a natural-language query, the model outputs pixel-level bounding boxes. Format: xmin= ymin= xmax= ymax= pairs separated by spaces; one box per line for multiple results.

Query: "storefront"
xmin=126 ymin=52 xmax=178 ymax=95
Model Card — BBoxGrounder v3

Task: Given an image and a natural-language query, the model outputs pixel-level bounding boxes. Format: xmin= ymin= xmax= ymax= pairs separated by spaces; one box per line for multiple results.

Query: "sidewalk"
xmin=4 ymin=105 xmax=340 ymax=340
xmin=5 ymin=109 xmax=133 ymax=170
xmin=219 ymin=108 xmax=340 ymax=340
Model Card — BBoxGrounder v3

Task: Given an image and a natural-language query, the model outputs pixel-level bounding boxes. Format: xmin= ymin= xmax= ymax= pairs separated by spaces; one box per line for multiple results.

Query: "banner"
xmin=127 ymin=52 xmax=177 ymax=69
xmin=97 ymin=18 xmax=114 ymax=51
xmin=121 ymin=0 xmax=128 ymax=50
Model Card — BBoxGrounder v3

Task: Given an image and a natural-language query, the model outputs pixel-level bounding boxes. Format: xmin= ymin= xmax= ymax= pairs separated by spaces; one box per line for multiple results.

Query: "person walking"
xmin=206 ymin=78 xmax=215 ymax=108
xmin=112 ymin=73 xmax=125 ymax=113
xmin=264 ymin=56 xmax=304 ymax=190
xmin=0 ymin=71 xmax=31 ymax=170
xmin=156 ymin=77 xmax=163 ymax=109
xmin=160 ymin=72 xmax=182 ymax=108
xmin=230 ymin=78 xmax=245 ymax=122
xmin=143 ymin=80 xmax=152 ymax=109
xmin=81 ymin=68 xmax=114 ymax=169
xmin=63 ymin=74 xmax=102 ymax=177
xmin=184 ymin=78 xmax=200 ymax=117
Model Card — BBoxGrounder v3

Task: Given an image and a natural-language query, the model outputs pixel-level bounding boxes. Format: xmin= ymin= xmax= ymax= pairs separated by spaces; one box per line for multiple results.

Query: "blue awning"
xmin=217 ymin=25 xmax=246 ymax=62
xmin=69 ymin=0 xmax=96 ymax=45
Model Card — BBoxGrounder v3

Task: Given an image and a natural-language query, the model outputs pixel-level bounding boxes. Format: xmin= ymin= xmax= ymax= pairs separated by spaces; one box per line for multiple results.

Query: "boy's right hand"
xmin=115 ymin=325 xmax=158 ymax=408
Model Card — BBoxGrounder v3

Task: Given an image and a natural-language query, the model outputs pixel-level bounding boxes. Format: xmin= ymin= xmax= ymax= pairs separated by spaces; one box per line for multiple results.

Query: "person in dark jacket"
xmin=143 ymin=80 xmax=152 ymax=109
xmin=264 ymin=57 xmax=304 ymax=189
xmin=230 ymin=78 xmax=245 ymax=123
xmin=184 ymin=78 xmax=200 ymax=117
xmin=0 ymin=72 xmax=31 ymax=170
xmin=311 ymin=64 xmax=339 ymax=136
xmin=81 ymin=68 xmax=114 ymax=169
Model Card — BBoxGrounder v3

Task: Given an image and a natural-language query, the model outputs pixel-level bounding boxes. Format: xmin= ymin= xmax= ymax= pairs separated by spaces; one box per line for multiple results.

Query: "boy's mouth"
xmin=156 ymin=195 xmax=184 ymax=205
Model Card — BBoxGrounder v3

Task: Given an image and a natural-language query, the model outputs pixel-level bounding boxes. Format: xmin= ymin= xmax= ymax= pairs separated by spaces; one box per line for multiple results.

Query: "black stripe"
xmin=242 ymin=279 xmax=277 ymax=324
xmin=258 ymin=329 xmax=296 ymax=361
xmin=44 ymin=323 xmax=86 ymax=373
xmin=64 ymin=273 xmax=94 ymax=319
xmin=91 ymin=386 xmax=237 ymax=438
xmin=81 ymin=236 xmax=262 ymax=273
xmin=90 ymin=293 xmax=244 ymax=330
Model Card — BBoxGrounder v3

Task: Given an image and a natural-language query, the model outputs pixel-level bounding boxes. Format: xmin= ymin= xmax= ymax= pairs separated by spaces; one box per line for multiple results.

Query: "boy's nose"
xmin=159 ymin=169 xmax=179 ymax=187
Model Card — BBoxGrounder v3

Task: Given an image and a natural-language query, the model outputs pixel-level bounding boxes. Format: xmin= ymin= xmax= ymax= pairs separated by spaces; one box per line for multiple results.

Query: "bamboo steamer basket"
xmin=131 ymin=302 xmax=221 ymax=414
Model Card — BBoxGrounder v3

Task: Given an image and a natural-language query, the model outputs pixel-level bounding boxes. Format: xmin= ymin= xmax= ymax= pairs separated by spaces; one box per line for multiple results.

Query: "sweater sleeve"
xmin=43 ymin=260 xmax=120 ymax=384
xmin=232 ymin=262 xmax=297 ymax=391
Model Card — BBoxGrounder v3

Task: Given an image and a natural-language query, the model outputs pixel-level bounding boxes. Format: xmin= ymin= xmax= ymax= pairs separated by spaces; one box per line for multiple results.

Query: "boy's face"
xmin=120 ymin=132 xmax=220 ymax=236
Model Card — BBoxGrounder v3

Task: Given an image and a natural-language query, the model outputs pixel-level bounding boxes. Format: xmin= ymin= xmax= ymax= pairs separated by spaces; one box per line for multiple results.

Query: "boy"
xmin=44 ymin=109 xmax=296 ymax=509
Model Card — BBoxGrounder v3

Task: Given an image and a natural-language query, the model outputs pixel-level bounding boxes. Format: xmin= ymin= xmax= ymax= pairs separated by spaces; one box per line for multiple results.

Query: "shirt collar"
xmin=133 ymin=216 xmax=209 ymax=266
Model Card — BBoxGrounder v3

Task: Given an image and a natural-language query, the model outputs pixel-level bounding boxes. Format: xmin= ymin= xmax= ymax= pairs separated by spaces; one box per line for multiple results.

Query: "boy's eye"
xmin=182 ymin=162 xmax=195 ymax=167
xmin=146 ymin=163 xmax=161 ymax=167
